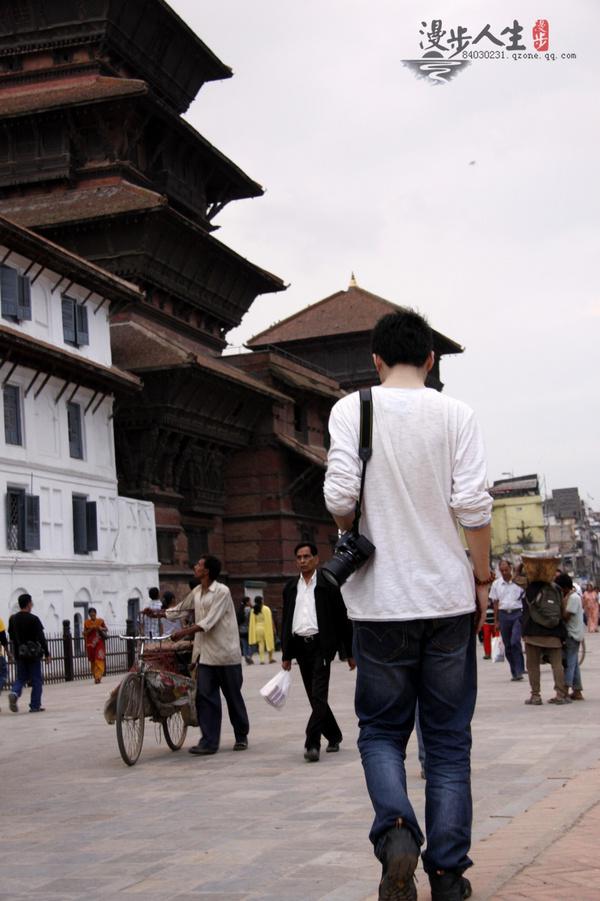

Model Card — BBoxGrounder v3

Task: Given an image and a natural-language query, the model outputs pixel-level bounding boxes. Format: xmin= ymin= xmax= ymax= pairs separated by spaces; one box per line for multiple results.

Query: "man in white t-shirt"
xmin=490 ymin=560 xmax=525 ymax=681
xmin=324 ymin=309 xmax=492 ymax=901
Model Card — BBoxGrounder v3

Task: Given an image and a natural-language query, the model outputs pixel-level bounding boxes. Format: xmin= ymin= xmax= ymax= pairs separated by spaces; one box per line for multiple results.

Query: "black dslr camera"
xmin=321 ymin=529 xmax=375 ymax=588
xmin=321 ymin=387 xmax=375 ymax=588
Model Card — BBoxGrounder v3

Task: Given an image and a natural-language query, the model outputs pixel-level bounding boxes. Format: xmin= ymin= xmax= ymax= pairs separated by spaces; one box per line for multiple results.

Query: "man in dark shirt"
xmin=281 ymin=542 xmax=354 ymax=762
xmin=0 ymin=614 xmax=9 ymax=707
xmin=8 ymin=593 xmax=51 ymax=713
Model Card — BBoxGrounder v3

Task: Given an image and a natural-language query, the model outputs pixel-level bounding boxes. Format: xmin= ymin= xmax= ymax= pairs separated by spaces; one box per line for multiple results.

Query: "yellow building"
xmin=489 ymin=475 xmax=546 ymax=559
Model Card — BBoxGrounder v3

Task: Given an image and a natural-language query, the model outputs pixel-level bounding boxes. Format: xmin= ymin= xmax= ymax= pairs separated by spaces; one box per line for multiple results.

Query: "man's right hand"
xmin=281 ymin=659 xmax=291 ymax=671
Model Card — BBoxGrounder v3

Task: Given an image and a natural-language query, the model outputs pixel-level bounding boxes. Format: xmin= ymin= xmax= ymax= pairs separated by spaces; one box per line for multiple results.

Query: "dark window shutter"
xmin=17 ymin=275 xmax=31 ymax=320
xmin=86 ymin=501 xmax=98 ymax=552
xmin=3 ymin=385 xmax=22 ymax=445
xmin=1 ymin=265 xmax=18 ymax=319
xmin=62 ymin=296 xmax=76 ymax=344
xmin=24 ymin=494 xmax=40 ymax=551
xmin=73 ymin=495 xmax=87 ymax=554
xmin=67 ymin=402 xmax=83 ymax=459
xmin=75 ymin=303 xmax=89 ymax=346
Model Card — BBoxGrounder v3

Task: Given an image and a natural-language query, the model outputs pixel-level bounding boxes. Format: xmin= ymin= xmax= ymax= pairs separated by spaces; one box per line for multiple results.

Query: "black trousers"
xmin=196 ymin=663 xmax=249 ymax=750
xmin=295 ymin=636 xmax=342 ymax=750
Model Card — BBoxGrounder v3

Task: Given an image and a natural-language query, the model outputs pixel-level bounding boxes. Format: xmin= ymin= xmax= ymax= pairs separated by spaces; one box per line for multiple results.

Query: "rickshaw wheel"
xmin=116 ymin=673 xmax=145 ymax=766
xmin=163 ymin=710 xmax=187 ymax=750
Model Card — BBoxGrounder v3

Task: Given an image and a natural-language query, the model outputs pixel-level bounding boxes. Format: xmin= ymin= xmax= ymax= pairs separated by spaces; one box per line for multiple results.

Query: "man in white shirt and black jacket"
xmin=324 ymin=309 xmax=493 ymax=901
xmin=281 ymin=541 xmax=354 ymax=763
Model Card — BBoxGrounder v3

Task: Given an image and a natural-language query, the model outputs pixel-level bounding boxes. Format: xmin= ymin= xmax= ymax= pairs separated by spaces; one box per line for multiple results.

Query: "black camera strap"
xmin=353 ymin=387 xmax=373 ymax=534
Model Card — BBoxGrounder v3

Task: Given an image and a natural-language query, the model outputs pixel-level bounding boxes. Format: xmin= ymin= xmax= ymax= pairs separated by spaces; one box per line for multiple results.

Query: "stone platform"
xmin=1 ymin=634 xmax=599 ymax=900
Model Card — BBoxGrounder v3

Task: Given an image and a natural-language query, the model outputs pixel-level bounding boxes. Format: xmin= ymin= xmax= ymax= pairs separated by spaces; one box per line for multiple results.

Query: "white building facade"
xmin=0 ymin=217 xmax=158 ymax=635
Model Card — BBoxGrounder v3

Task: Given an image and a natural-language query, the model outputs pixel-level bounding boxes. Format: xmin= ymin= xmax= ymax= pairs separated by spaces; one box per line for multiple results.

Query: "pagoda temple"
xmin=0 ymin=0 xmax=289 ymax=591
xmin=248 ymin=279 xmax=463 ymax=392
xmin=0 ymin=4 xmax=466 ymax=612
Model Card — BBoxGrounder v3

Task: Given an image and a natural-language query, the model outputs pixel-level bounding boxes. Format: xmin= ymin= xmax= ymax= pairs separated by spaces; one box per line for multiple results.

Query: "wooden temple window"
xmin=6 ymin=488 xmax=39 ymax=552
xmin=72 ymin=495 xmax=98 ymax=555
xmin=186 ymin=528 xmax=209 ymax=567
xmin=53 ymin=49 xmax=74 ymax=65
xmin=3 ymin=385 xmax=23 ymax=446
xmin=157 ymin=530 xmax=175 ymax=565
xmin=62 ymin=296 xmax=89 ymax=347
xmin=67 ymin=402 xmax=84 ymax=460
xmin=1 ymin=266 xmax=31 ymax=323
xmin=1 ymin=56 xmax=22 ymax=73
xmin=293 ymin=403 xmax=308 ymax=441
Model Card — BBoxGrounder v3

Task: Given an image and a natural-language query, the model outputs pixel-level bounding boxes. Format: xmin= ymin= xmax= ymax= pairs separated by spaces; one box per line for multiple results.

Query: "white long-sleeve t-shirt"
xmin=324 ymin=385 xmax=492 ymax=621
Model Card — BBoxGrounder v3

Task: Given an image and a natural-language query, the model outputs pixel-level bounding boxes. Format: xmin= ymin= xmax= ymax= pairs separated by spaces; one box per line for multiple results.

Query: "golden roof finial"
xmin=349 ymin=271 xmax=358 ymax=288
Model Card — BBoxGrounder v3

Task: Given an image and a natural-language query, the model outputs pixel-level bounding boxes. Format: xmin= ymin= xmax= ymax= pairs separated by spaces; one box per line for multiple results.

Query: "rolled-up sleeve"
xmin=324 ymin=395 xmax=362 ymax=517
xmin=165 ymin=590 xmax=195 ymax=620
xmin=450 ymin=408 xmax=493 ymax=529
xmin=197 ymin=585 xmax=231 ymax=633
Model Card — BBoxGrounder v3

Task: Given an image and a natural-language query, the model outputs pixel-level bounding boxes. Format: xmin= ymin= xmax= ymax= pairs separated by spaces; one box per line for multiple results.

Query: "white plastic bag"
xmin=491 ymin=635 xmax=505 ymax=663
xmin=260 ymin=668 xmax=292 ymax=709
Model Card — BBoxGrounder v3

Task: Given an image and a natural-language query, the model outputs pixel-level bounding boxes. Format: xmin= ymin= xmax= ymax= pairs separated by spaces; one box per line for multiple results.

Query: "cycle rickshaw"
xmin=105 ymin=635 xmax=195 ymax=766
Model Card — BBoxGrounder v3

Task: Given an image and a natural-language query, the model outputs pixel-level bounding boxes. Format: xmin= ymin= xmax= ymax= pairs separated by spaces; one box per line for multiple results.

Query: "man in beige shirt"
xmin=163 ymin=556 xmax=249 ymax=755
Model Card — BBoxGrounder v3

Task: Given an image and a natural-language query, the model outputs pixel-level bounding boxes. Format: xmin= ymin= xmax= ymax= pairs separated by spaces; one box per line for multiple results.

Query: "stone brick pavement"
xmin=0 ymin=634 xmax=598 ymax=900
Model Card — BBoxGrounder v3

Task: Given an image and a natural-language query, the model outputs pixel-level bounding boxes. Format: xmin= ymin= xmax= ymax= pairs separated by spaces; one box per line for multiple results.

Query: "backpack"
xmin=527 ymin=583 xmax=562 ymax=629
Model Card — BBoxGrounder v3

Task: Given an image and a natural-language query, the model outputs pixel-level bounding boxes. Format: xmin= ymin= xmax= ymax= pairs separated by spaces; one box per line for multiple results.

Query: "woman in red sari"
xmin=84 ymin=608 xmax=107 ymax=683
xmin=582 ymin=584 xmax=599 ymax=633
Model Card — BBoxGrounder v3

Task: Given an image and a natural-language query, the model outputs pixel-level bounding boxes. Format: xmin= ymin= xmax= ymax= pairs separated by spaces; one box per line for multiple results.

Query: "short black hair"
xmin=294 ymin=541 xmax=318 ymax=557
xmin=18 ymin=593 xmax=32 ymax=609
xmin=371 ymin=309 xmax=433 ymax=368
xmin=161 ymin=592 xmax=175 ymax=608
xmin=200 ymin=555 xmax=222 ymax=581
xmin=89 ymin=607 xmax=97 ymax=615
xmin=555 ymin=572 xmax=573 ymax=591
xmin=148 ymin=587 xmax=160 ymax=601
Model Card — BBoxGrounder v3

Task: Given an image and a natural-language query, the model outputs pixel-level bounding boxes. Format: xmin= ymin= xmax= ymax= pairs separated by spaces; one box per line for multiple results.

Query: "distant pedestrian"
xmin=521 ymin=558 xmax=568 ymax=705
xmin=237 ymin=597 xmax=254 ymax=664
xmin=582 ymin=583 xmax=598 ymax=633
xmin=281 ymin=542 xmax=354 ymax=763
xmin=248 ymin=598 xmax=276 ymax=664
xmin=145 ymin=587 xmax=162 ymax=637
xmin=160 ymin=591 xmax=181 ymax=636
xmin=556 ymin=573 xmax=585 ymax=701
xmin=0 ymin=614 xmax=9 ymax=708
xmin=8 ymin=594 xmax=51 ymax=713
xmin=151 ymin=556 xmax=250 ymax=755
xmin=84 ymin=608 xmax=108 ymax=684
xmin=490 ymin=560 xmax=525 ymax=681
xmin=480 ymin=589 xmax=496 ymax=660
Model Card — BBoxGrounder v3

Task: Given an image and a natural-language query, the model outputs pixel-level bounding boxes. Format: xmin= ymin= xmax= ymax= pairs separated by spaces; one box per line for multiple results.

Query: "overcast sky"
xmin=171 ymin=0 xmax=599 ymax=504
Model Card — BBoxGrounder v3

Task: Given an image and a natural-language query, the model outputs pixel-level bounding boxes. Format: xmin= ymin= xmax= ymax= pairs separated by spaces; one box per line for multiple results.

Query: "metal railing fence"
xmin=3 ymin=619 xmax=135 ymax=685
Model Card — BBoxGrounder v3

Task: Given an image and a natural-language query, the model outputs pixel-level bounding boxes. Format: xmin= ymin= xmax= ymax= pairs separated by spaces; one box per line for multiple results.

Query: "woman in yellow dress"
xmin=84 ymin=608 xmax=108 ymax=683
xmin=248 ymin=598 xmax=276 ymax=664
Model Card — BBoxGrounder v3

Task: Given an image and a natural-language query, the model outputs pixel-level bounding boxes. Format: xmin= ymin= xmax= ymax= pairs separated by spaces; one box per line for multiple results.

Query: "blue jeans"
xmin=563 ymin=636 xmax=582 ymax=691
xmin=240 ymin=633 xmax=251 ymax=658
xmin=498 ymin=610 xmax=524 ymax=678
xmin=0 ymin=655 xmax=7 ymax=693
xmin=353 ymin=614 xmax=477 ymax=875
xmin=12 ymin=657 xmax=43 ymax=710
xmin=415 ymin=704 xmax=425 ymax=767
